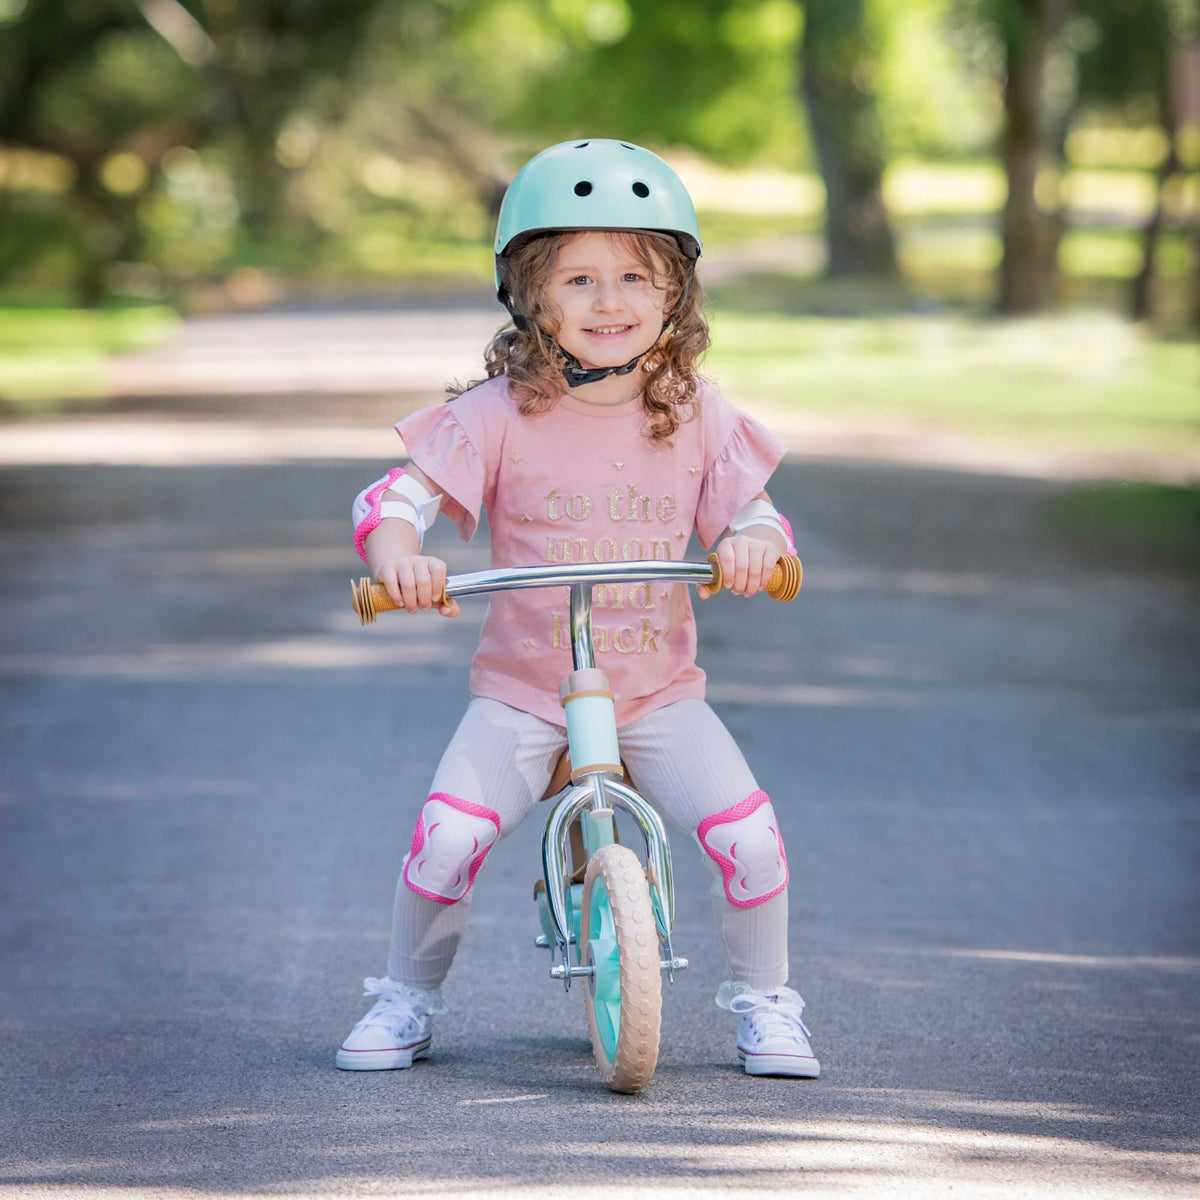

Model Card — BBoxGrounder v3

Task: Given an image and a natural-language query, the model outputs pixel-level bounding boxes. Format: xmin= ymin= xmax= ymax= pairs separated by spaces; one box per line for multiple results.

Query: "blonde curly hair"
xmin=448 ymin=229 xmax=709 ymax=444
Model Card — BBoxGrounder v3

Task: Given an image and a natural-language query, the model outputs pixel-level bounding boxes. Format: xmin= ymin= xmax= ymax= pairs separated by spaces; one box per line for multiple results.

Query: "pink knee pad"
xmin=403 ymin=793 xmax=501 ymax=905
xmin=697 ymin=790 xmax=789 ymax=908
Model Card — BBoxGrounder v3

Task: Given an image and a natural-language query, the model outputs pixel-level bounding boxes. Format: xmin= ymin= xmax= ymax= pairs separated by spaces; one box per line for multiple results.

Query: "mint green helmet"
xmin=494 ymin=138 xmax=702 ymax=293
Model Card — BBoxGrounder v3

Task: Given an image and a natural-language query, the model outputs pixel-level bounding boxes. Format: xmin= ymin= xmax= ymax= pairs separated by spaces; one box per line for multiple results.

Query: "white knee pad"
xmin=403 ymin=793 xmax=501 ymax=905
xmin=697 ymin=791 xmax=789 ymax=908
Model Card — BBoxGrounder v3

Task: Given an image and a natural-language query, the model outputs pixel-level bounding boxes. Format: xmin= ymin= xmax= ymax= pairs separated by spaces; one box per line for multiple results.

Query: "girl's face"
xmin=545 ymin=231 xmax=670 ymax=370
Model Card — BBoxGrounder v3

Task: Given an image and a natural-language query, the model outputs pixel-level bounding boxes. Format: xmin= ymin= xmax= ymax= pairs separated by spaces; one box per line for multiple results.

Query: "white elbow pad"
xmin=728 ymin=497 xmax=788 ymax=543
xmin=379 ymin=473 xmax=442 ymax=541
xmin=352 ymin=468 xmax=443 ymax=561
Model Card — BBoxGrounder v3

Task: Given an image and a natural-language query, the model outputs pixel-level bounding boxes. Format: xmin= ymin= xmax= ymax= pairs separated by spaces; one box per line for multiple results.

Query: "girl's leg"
xmin=616 ymin=699 xmax=790 ymax=995
xmin=386 ymin=697 xmax=567 ymax=997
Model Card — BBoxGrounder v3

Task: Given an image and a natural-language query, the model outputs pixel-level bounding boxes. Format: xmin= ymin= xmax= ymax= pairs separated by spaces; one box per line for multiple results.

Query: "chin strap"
xmin=557 ymin=317 xmax=671 ymax=388
xmin=497 ymin=284 xmax=676 ymax=389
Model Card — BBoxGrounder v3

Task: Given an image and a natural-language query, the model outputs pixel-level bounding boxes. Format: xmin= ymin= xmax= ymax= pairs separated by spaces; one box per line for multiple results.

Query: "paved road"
xmin=1 ymin=394 xmax=1198 ymax=1197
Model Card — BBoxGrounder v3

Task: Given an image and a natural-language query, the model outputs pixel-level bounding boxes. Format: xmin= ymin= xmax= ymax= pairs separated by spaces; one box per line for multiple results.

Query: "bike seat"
xmin=539 ymin=748 xmax=631 ymax=801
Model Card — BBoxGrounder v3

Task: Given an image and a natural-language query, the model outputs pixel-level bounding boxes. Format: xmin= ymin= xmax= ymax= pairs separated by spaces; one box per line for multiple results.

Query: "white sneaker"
xmin=335 ymin=977 xmax=436 ymax=1071
xmin=729 ymin=987 xmax=821 ymax=1078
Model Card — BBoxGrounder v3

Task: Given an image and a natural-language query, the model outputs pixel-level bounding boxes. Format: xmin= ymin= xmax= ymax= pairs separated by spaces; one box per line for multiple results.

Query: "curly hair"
xmin=448 ymin=229 xmax=709 ymax=444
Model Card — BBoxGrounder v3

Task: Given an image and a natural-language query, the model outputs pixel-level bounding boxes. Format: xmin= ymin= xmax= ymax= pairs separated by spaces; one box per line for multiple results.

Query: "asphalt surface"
xmin=1 ymin=400 xmax=1198 ymax=1197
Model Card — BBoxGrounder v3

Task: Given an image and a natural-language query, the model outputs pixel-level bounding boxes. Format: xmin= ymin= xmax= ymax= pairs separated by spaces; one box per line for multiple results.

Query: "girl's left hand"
xmin=697 ymin=534 xmax=781 ymax=599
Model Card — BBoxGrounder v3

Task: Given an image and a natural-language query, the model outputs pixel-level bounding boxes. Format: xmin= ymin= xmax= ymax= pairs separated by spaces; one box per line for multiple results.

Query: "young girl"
xmin=338 ymin=138 xmax=819 ymax=1079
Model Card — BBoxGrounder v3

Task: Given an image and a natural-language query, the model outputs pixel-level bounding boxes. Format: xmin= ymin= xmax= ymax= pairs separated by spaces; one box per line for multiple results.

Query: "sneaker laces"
xmin=728 ymin=989 xmax=812 ymax=1041
xmin=358 ymin=976 xmax=445 ymax=1030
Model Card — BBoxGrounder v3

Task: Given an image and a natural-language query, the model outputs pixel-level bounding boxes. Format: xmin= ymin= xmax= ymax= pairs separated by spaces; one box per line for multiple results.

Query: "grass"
xmin=1041 ymin=483 xmax=1200 ymax=576
xmin=0 ymin=293 xmax=180 ymax=412
xmin=704 ymin=300 xmax=1199 ymax=456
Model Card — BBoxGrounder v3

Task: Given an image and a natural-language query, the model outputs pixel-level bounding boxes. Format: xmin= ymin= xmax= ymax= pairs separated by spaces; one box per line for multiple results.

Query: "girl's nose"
xmin=592 ymin=280 xmax=623 ymax=311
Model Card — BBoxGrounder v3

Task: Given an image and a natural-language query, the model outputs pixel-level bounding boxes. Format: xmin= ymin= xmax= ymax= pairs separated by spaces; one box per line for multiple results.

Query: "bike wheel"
xmin=579 ymin=843 xmax=662 ymax=1093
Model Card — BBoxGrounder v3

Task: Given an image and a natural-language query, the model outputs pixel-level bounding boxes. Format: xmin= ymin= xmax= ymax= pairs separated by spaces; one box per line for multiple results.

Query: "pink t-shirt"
xmin=394 ymin=375 xmax=785 ymax=727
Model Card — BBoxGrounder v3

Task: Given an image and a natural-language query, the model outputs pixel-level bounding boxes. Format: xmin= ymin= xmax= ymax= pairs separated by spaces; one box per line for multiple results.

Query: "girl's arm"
xmin=697 ymin=490 xmax=789 ymax=600
xmin=731 ymin=488 xmax=789 ymax=554
xmin=363 ymin=464 xmax=460 ymax=617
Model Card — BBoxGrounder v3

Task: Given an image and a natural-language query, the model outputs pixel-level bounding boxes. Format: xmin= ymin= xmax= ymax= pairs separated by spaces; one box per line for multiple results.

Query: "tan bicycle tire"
xmin=580 ymin=843 xmax=662 ymax=1093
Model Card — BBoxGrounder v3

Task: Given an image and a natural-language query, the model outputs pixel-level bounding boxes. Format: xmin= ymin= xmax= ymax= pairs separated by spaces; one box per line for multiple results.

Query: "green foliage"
xmin=0 ymin=0 xmax=1193 ymax=307
xmin=704 ymin=279 xmax=1200 ymax=454
xmin=0 ymin=295 xmax=179 ymax=409
xmin=1042 ymin=482 xmax=1200 ymax=576
xmin=1073 ymin=0 xmax=1173 ymax=113
xmin=871 ymin=0 xmax=1002 ymax=155
xmin=494 ymin=0 xmax=808 ymax=165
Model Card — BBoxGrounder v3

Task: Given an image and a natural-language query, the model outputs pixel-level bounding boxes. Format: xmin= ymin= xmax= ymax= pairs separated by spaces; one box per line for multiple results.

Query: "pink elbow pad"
xmin=352 ymin=467 xmax=407 ymax=562
xmin=778 ymin=512 xmax=797 ymax=556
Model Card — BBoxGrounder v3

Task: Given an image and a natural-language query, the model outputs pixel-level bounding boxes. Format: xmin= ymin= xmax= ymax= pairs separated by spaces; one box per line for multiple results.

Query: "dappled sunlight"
xmin=128 ymin=1113 xmax=276 ymax=1132
xmin=0 ymin=634 xmax=464 ymax=678
xmin=53 ymin=778 xmax=258 ymax=802
xmin=805 ymin=566 xmax=997 ymax=596
xmin=707 ymin=681 xmax=920 ymax=709
xmin=922 ymin=948 xmax=1200 ymax=972
xmin=6 ymin=1099 xmax=1193 ymax=1199
xmin=149 ymin=546 xmax=355 ymax=574
xmin=839 ymin=1088 xmax=1123 ymax=1123
xmin=827 ymin=653 xmax=949 ymax=683
xmin=0 ymin=419 xmax=394 ymax=467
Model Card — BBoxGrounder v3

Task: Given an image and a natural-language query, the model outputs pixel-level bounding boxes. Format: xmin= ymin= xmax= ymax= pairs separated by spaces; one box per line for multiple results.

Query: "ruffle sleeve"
xmin=694 ymin=411 xmax=787 ymax=550
xmin=394 ymin=402 xmax=485 ymax=542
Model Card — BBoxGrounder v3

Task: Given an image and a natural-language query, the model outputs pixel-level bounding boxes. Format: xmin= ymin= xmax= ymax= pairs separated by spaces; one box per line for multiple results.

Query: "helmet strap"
xmin=557 ymin=318 xmax=670 ymax=388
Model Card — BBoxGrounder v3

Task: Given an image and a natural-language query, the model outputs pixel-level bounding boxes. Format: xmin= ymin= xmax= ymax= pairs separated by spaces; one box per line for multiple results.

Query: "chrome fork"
xmin=540 ymin=775 xmax=686 ymax=989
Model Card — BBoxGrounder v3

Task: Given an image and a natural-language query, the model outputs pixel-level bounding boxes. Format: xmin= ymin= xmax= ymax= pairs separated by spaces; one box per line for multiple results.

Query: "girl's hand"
xmin=697 ymin=534 xmax=782 ymax=599
xmin=374 ymin=554 xmax=460 ymax=617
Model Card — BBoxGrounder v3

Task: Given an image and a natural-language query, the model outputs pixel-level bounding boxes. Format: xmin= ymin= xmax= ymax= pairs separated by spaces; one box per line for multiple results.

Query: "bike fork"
xmin=539 ymin=775 xmax=686 ymax=990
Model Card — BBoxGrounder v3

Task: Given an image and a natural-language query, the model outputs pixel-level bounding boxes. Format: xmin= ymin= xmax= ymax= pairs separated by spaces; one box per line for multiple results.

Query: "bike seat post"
xmin=566 ymin=582 xmax=617 ymax=816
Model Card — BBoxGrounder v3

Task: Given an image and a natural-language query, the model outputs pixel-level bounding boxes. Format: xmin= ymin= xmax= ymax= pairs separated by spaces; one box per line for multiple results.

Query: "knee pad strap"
xmin=697 ymin=790 xmax=788 ymax=908
xmin=403 ymin=793 xmax=501 ymax=905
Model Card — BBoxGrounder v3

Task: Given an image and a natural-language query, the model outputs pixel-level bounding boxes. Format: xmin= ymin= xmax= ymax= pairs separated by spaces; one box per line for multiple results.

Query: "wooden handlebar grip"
xmin=350 ymin=577 xmax=447 ymax=625
xmin=705 ymin=553 xmax=802 ymax=602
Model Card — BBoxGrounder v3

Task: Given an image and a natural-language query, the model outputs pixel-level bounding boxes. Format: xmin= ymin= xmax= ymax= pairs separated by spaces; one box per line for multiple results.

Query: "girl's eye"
xmin=566 ymin=273 xmax=643 ymax=285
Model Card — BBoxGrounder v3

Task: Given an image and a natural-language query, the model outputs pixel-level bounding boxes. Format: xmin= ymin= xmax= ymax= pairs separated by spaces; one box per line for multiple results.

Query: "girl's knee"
xmin=403 ymin=793 xmax=502 ymax=905
xmin=695 ymin=790 xmax=789 ymax=908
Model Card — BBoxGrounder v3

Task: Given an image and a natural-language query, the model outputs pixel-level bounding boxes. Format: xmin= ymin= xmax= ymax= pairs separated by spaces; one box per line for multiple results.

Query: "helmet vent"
xmin=620 ymin=142 xmax=635 ymax=149
xmin=574 ymin=180 xmax=593 ymax=196
xmin=632 ymin=181 xmax=650 ymax=198
xmin=574 ymin=141 xmax=590 ymax=148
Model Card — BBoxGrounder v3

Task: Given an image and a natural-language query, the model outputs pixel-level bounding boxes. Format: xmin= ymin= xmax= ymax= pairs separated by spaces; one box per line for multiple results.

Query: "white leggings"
xmin=387 ymin=697 xmax=790 ymax=1001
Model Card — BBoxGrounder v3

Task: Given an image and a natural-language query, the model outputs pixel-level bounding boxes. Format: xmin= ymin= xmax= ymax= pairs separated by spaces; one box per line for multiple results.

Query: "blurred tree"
xmin=0 ymin=0 xmax=382 ymax=302
xmin=494 ymin=0 xmax=807 ymax=168
xmin=0 ymin=1 xmax=208 ymax=302
xmin=192 ymin=0 xmax=381 ymax=237
xmin=799 ymin=0 xmax=898 ymax=276
xmin=872 ymin=0 xmax=1002 ymax=158
xmin=993 ymin=0 xmax=1074 ymax=313
xmin=1072 ymin=0 xmax=1194 ymax=323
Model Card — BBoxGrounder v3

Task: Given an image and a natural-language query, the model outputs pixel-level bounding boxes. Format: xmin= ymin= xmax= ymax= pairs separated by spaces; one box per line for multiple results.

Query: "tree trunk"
xmin=1131 ymin=39 xmax=1185 ymax=324
xmin=998 ymin=0 xmax=1072 ymax=314
xmin=1045 ymin=87 xmax=1078 ymax=306
xmin=1189 ymin=222 xmax=1200 ymax=336
xmin=799 ymin=0 xmax=898 ymax=278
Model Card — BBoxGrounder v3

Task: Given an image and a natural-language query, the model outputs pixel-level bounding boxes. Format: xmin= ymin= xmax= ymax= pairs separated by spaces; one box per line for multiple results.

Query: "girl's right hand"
xmin=374 ymin=555 xmax=460 ymax=617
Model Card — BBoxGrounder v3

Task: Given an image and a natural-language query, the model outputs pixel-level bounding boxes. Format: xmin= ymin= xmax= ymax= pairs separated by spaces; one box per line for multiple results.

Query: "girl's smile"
xmin=583 ymin=323 xmax=636 ymax=339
